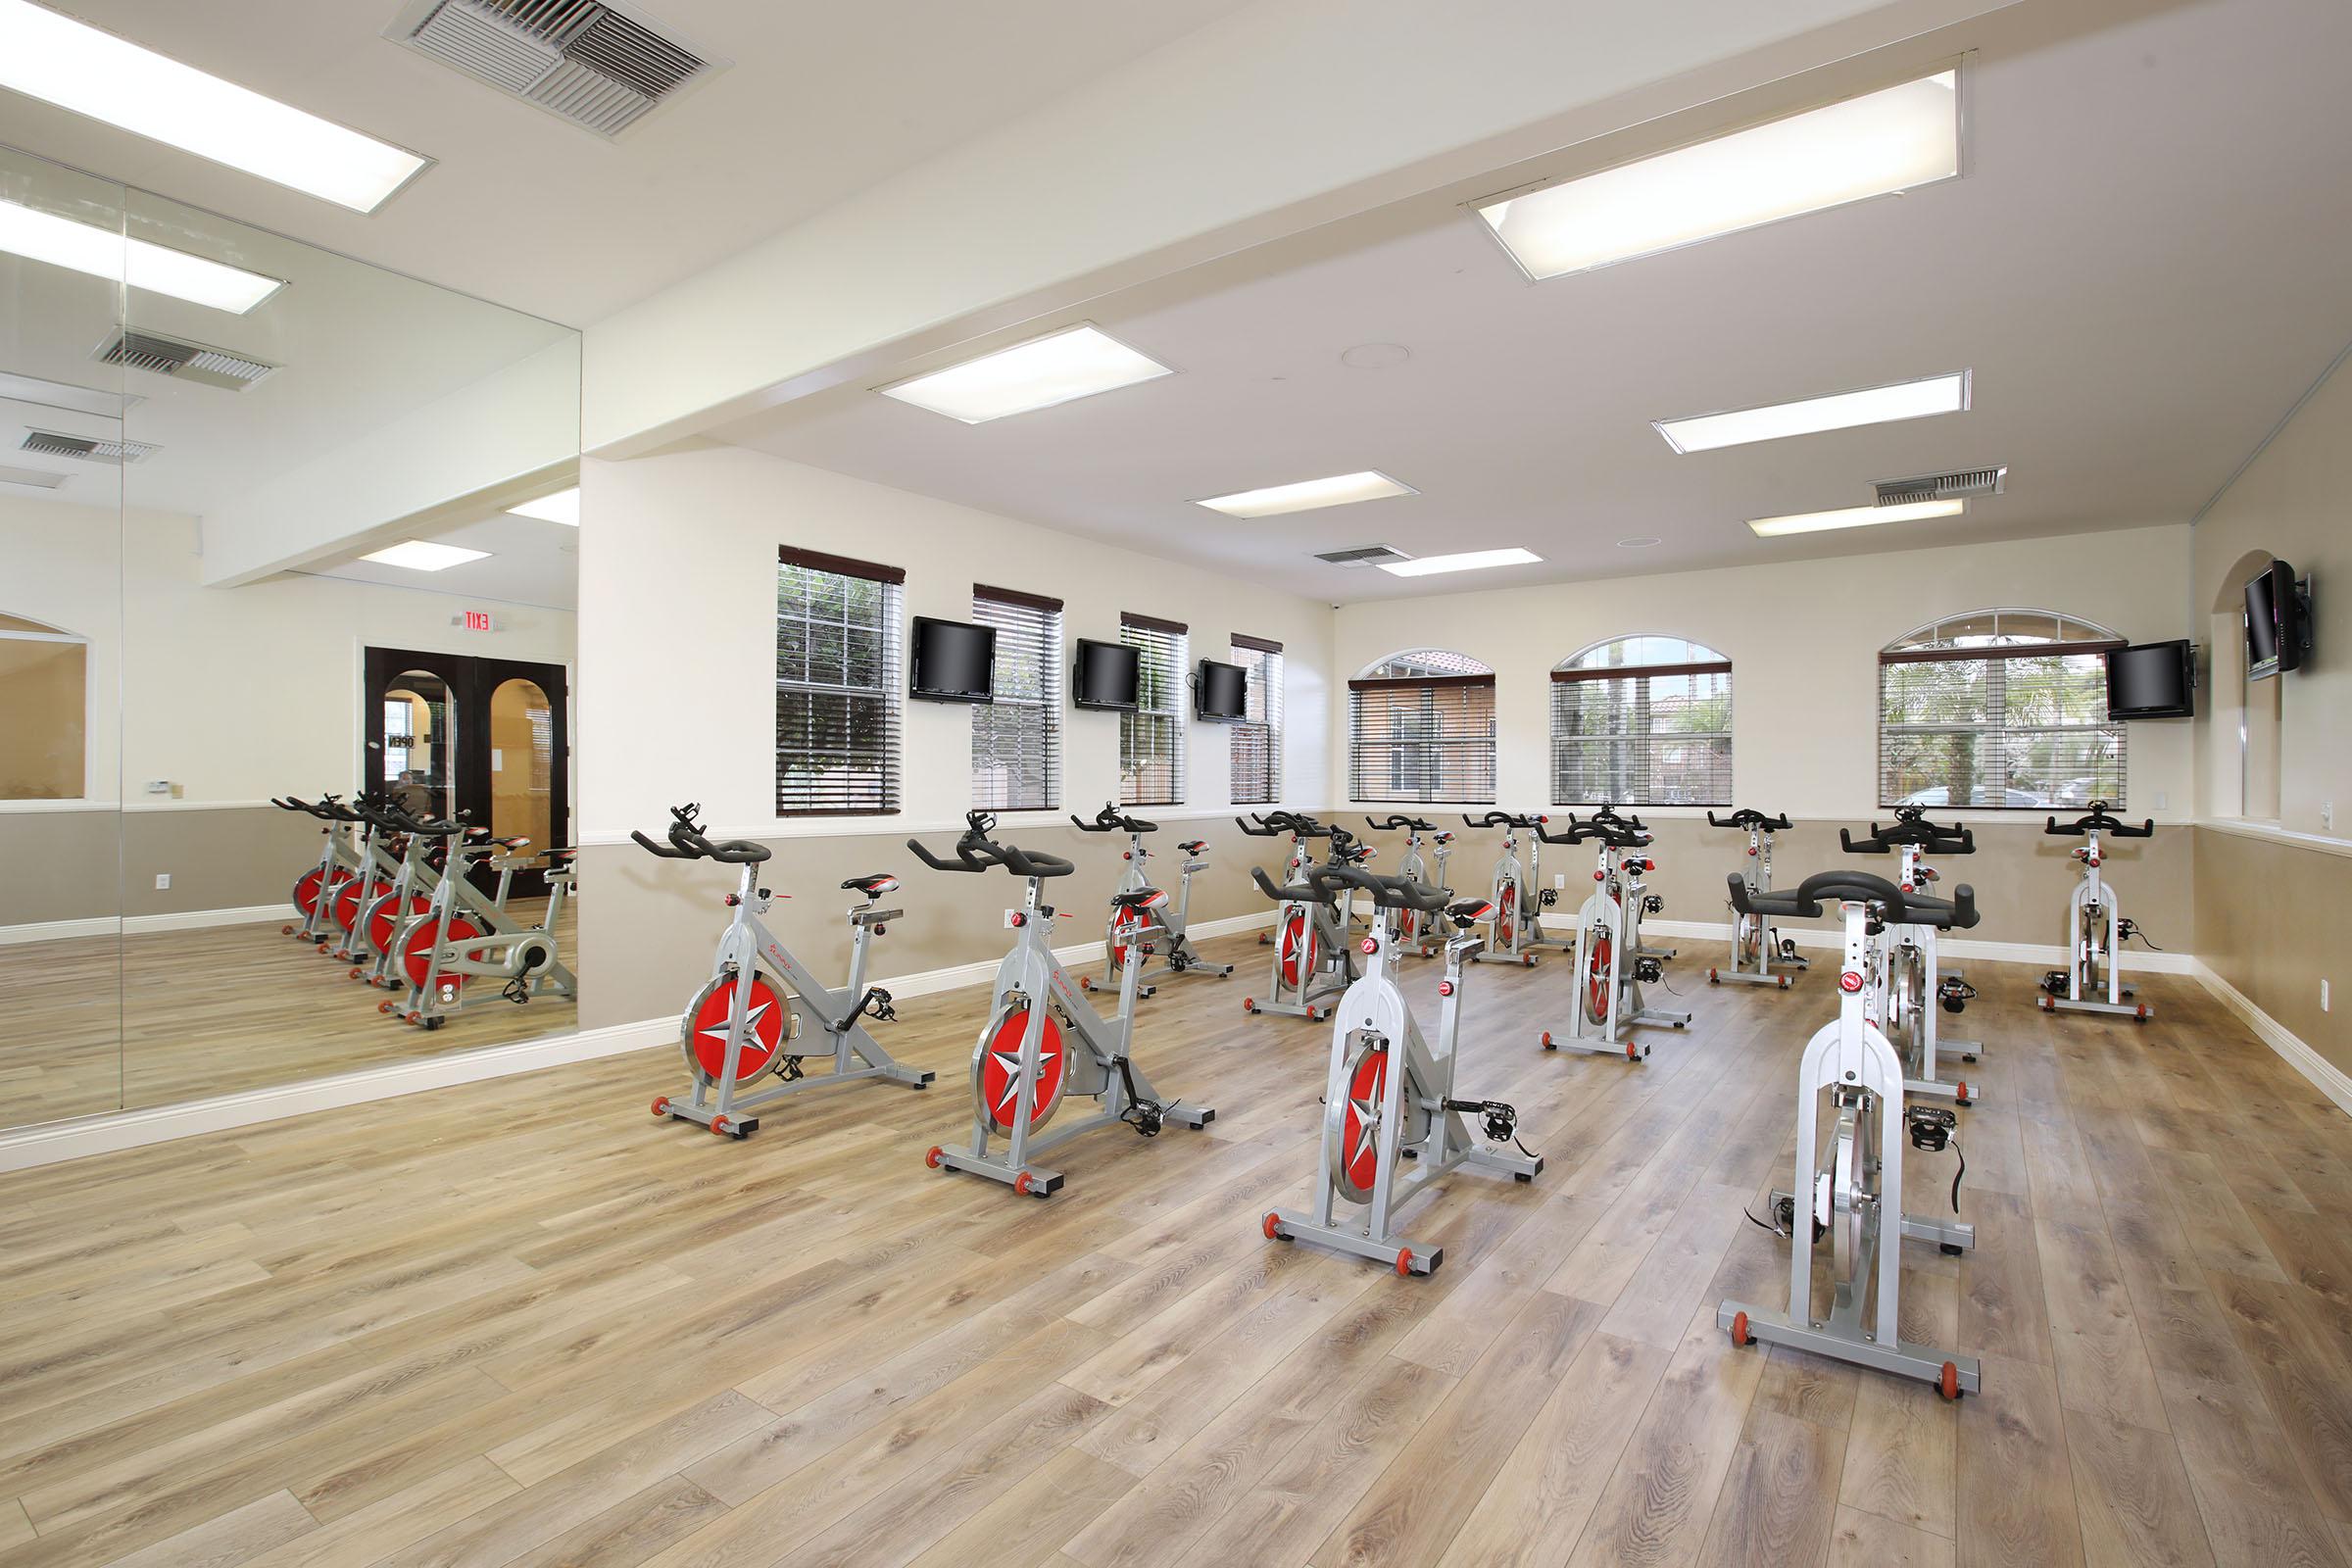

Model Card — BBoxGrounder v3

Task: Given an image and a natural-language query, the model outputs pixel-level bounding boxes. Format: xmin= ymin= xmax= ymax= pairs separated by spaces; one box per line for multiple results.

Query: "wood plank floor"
xmin=3 ymin=930 xmax=2348 ymax=1568
xmin=0 ymin=903 xmax=580 ymax=1127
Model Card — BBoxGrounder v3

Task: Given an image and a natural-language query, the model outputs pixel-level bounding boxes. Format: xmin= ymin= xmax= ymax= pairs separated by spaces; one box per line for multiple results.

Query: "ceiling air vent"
xmin=387 ymin=0 xmax=725 ymax=136
xmin=21 ymin=429 xmax=159 ymax=465
xmin=1875 ymin=466 xmax=2007 ymax=507
xmin=96 ymin=330 xmax=277 ymax=392
xmin=1315 ymin=545 xmax=1410 ymax=568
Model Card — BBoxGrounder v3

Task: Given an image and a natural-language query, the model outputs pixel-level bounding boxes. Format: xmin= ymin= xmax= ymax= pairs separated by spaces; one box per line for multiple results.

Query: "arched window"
xmin=1349 ymin=649 xmax=1494 ymax=804
xmin=1879 ymin=609 xmax=2126 ymax=808
xmin=1552 ymin=635 xmax=1731 ymax=806
xmin=0 ymin=612 xmax=88 ymax=801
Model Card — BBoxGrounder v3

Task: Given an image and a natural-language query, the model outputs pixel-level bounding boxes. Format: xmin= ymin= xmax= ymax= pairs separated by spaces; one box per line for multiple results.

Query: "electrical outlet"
xmin=145 ymin=779 xmax=170 ymax=795
xmin=1554 ymin=872 xmax=1565 ymax=890
xmin=2154 ymin=791 xmax=2168 ymax=810
xmin=2325 ymin=980 xmax=2332 ymax=1013
xmin=153 ymin=873 xmax=170 ymax=890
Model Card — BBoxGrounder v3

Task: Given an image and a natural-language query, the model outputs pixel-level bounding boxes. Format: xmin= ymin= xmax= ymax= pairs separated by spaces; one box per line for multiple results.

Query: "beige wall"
xmin=1331 ymin=523 xmax=2197 ymax=822
xmin=2185 ymin=348 xmax=2352 ymax=1062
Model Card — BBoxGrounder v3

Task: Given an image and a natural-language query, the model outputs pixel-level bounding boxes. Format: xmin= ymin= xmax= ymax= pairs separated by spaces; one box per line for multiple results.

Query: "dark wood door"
xmin=363 ymin=647 xmax=570 ymax=897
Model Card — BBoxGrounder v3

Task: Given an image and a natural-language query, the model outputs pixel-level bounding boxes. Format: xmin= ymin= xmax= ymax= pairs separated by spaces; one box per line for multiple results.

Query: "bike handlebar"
xmin=1727 ymin=869 xmax=1978 ymax=930
xmin=1308 ymin=863 xmax=1451 ymax=912
xmin=1840 ymin=808 xmax=1975 ymax=856
xmin=1366 ymin=814 xmax=1436 ymax=833
xmin=1544 ymin=813 xmax=1651 ymax=849
xmin=906 ymin=810 xmax=1074 ymax=880
xmin=2044 ymin=802 xmax=2153 ymax=838
xmin=1708 ymin=808 xmax=1792 ymax=832
xmin=1235 ymin=810 xmax=1328 ymax=838
xmin=1074 ymin=802 xmax=1156 ymax=834
xmin=1462 ymin=810 xmax=1544 ymax=830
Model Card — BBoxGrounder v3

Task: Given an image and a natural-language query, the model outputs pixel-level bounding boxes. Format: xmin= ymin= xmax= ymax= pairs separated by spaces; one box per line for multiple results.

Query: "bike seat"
xmin=842 ymin=873 xmax=900 ymax=897
xmin=1111 ymin=887 xmax=1168 ymax=910
xmin=1178 ymin=839 xmax=1207 ymax=855
xmin=1446 ymin=897 xmax=1494 ymax=929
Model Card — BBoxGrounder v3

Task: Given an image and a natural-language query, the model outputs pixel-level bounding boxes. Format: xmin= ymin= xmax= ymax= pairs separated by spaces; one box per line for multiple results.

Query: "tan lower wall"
xmin=577 ymin=817 xmax=1304 ymax=1031
xmin=0 ymin=807 xmax=320 ymax=928
xmin=2194 ymin=827 xmax=2350 ymax=1075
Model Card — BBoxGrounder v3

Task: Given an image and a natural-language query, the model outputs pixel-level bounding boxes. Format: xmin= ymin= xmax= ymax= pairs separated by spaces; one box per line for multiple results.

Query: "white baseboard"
xmin=0 ymin=909 xmax=1280 ymax=1172
xmin=2 ymin=903 xmax=291 ymax=947
xmin=0 ymin=1017 xmax=674 ymax=1173
xmin=1639 ymin=917 xmax=2195 ymax=975
xmin=2191 ymin=960 xmax=2352 ymax=1119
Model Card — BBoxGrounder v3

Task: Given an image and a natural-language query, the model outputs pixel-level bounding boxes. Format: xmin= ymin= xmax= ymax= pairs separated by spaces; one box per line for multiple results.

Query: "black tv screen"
xmin=1196 ymin=660 xmax=1248 ymax=721
xmin=1073 ymin=639 xmax=1141 ymax=710
xmin=908 ymin=616 xmax=996 ymax=703
xmin=2106 ymin=641 xmax=2193 ymax=719
xmin=2245 ymin=560 xmax=2306 ymax=680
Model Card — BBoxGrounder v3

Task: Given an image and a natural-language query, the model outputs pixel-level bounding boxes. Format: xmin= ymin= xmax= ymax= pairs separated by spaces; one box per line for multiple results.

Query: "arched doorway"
xmin=364 ymin=648 xmax=570 ymax=894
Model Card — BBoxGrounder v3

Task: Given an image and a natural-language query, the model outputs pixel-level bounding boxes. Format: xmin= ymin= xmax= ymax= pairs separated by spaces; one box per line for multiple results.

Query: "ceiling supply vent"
xmin=0 ymin=464 xmax=68 ymax=490
xmin=96 ymin=330 xmax=277 ymax=392
xmin=1315 ymin=545 xmax=1411 ymax=568
xmin=21 ymin=429 xmax=159 ymax=465
xmin=1875 ymin=466 xmax=2007 ymax=507
xmin=387 ymin=0 xmax=724 ymax=137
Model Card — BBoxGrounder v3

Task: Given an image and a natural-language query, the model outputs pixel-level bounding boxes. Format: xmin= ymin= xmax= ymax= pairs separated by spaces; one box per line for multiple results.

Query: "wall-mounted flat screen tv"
xmin=2245 ymin=559 xmax=2311 ymax=680
xmin=908 ymin=616 xmax=996 ymax=703
xmin=2105 ymin=640 xmax=2194 ymax=719
xmin=1073 ymin=639 xmax=1141 ymax=710
xmin=1195 ymin=660 xmax=1248 ymax=721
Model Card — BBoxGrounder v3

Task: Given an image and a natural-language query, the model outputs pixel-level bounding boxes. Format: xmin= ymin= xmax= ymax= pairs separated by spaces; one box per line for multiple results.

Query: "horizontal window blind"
xmin=1551 ymin=658 xmax=1732 ymax=806
xmin=776 ymin=547 xmax=904 ymax=815
xmin=972 ymin=585 xmax=1063 ymax=811
xmin=1880 ymin=641 xmax=2126 ymax=808
xmin=1349 ymin=673 xmax=1495 ymax=804
xmin=1120 ymin=613 xmax=1187 ymax=807
xmin=1231 ymin=636 xmax=1283 ymax=806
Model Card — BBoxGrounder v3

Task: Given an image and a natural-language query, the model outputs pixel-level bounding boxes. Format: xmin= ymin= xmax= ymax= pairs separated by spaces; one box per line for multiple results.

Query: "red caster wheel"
xmin=1242 ymin=999 xmax=1255 ymax=1014
xmin=280 ymin=923 xmax=296 ymax=936
xmin=1939 ymin=1361 xmax=1962 ymax=1400
xmin=2038 ymin=995 xmax=2054 ymax=1011
xmin=1729 ymin=1310 xmax=1752 ymax=1347
xmin=348 ymin=967 xmax=364 ymax=980
xmin=1777 ymin=976 xmax=1790 ymax=990
xmin=377 ymin=1000 xmax=395 ymax=1014
xmin=1523 ymin=956 xmax=1538 ymax=968
xmin=1707 ymin=967 xmax=1719 ymax=984
xmin=405 ymin=1011 xmax=422 ymax=1026
xmin=925 ymin=1146 xmax=945 ymax=1169
xmin=1262 ymin=1211 xmax=1282 ymax=1240
xmin=2134 ymin=1004 xmax=2150 ymax=1022
xmin=1541 ymin=1031 xmax=1554 ymax=1051
xmin=1955 ymin=1083 xmax=1972 ymax=1105
xmin=710 ymin=1116 xmax=732 ymax=1137
xmin=1395 ymin=1248 xmax=1416 ymax=1276
xmin=1080 ymin=977 xmax=1094 ymax=992
xmin=1012 ymin=1170 xmax=1037 ymax=1197
xmin=1625 ymin=1043 xmax=1642 ymax=1061
xmin=651 ymin=1097 xmax=670 ymax=1117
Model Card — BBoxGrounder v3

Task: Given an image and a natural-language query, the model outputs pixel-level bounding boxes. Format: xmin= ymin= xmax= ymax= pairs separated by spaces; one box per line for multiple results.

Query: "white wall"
xmin=1331 ymin=523 xmax=2197 ymax=820
xmin=577 ymin=442 xmax=1335 ymax=838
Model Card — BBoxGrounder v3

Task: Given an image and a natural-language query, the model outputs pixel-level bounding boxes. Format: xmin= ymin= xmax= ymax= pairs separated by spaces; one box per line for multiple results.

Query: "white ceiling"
xmin=716 ymin=0 xmax=2352 ymax=603
xmin=301 ymin=509 xmax=578 ymax=610
xmin=0 ymin=0 xmax=1257 ymax=326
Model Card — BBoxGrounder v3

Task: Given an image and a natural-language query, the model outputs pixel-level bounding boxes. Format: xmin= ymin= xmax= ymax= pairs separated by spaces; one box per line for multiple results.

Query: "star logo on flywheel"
xmin=989 ymin=1031 xmax=1062 ymax=1119
xmin=699 ymin=993 xmax=774 ymax=1052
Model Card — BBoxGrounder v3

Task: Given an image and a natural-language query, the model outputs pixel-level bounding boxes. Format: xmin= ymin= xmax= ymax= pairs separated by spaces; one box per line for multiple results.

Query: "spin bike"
xmin=1842 ymin=808 xmax=1980 ymax=1105
xmin=1706 ymin=808 xmax=1809 ymax=988
xmin=1540 ymin=814 xmax=1687 ymax=1057
xmin=635 ymin=804 xmax=932 ymax=1137
xmin=1460 ymin=811 xmax=1567 ymax=965
xmin=2038 ymin=803 xmax=2156 ymax=1020
xmin=1363 ymin=815 xmax=1452 ymax=956
xmin=1720 ymin=869 xmax=1980 ymax=1398
xmin=910 ymin=812 xmax=1213 ymax=1197
xmin=1071 ymin=803 xmax=1233 ymax=994
xmin=1239 ymin=811 xmax=1362 ymax=1020
xmin=374 ymin=808 xmax=576 ymax=1029
xmin=273 ymin=794 xmax=380 ymax=945
xmin=1262 ymin=863 xmax=1541 ymax=1275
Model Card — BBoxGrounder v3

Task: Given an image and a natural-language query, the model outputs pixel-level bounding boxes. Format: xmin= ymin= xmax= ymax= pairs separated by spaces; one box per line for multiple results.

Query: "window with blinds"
xmin=1119 ymin=612 xmax=1187 ymax=807
xmin=1348 ymin=650 xmax=1496 ymax=804
xmin=775 ymin=547 xmax=904 ymax=815
xmin=972 ymin=584 xmax=1063 ymax=811
xmin=1879 ymin=609 xmax=2127 ymax=808
xmin=1230 ymin=634 xmax=1284 ymax=805
xmin=1551 ymin=635 xmax=1732 ymax=806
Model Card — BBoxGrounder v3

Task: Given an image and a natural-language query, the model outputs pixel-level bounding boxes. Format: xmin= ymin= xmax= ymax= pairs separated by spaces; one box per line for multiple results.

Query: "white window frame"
xmin=971 ymin=585 xmax=1063 ymax=812
xmin=1119 ymin=614 xmax=1188 ymax=807
xmin=1878 ymin=608 xmax=2127 ymax=809
xmin=1550 ymin=634 xmax=1733 ymax=807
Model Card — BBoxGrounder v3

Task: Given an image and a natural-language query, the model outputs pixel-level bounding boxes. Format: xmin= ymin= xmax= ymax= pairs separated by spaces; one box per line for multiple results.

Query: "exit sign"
xmin=456 ymin=610 xmax=496 ymax=632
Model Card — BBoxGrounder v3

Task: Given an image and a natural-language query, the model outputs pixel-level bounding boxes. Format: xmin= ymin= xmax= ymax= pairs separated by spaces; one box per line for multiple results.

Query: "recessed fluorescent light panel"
xmin=1655 ymin=371 xmax=1968 ymax=455
xmin=0 ymin=197 xmax=286 ymax=314
xmin=1476 ymin=69 xmax=1959 ymax=280
xmin=1746 ymin=498 xmax=1964 ymax=538
xmin=1198 ymin=470 xmax=1415 ymax=518
xmin=1377 ymin=547 xmax=1544 ymax=577
xmin=0 ymin=0 xmax=429 ymax=213
xmin=507 ymin=487 xmax=579 ymax=525
xmin=0 ymin=369 xmax=138 ymax=418
xmin=878 ymin=325 xmax=1171 ymax=423
xmin=361 ymin=539 xmax=490 ymax=571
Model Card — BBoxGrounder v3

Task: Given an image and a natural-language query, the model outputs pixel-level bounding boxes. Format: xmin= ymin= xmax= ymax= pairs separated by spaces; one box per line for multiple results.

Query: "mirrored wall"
xmin=0 ymin=143 xmax=581 ymax=1132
